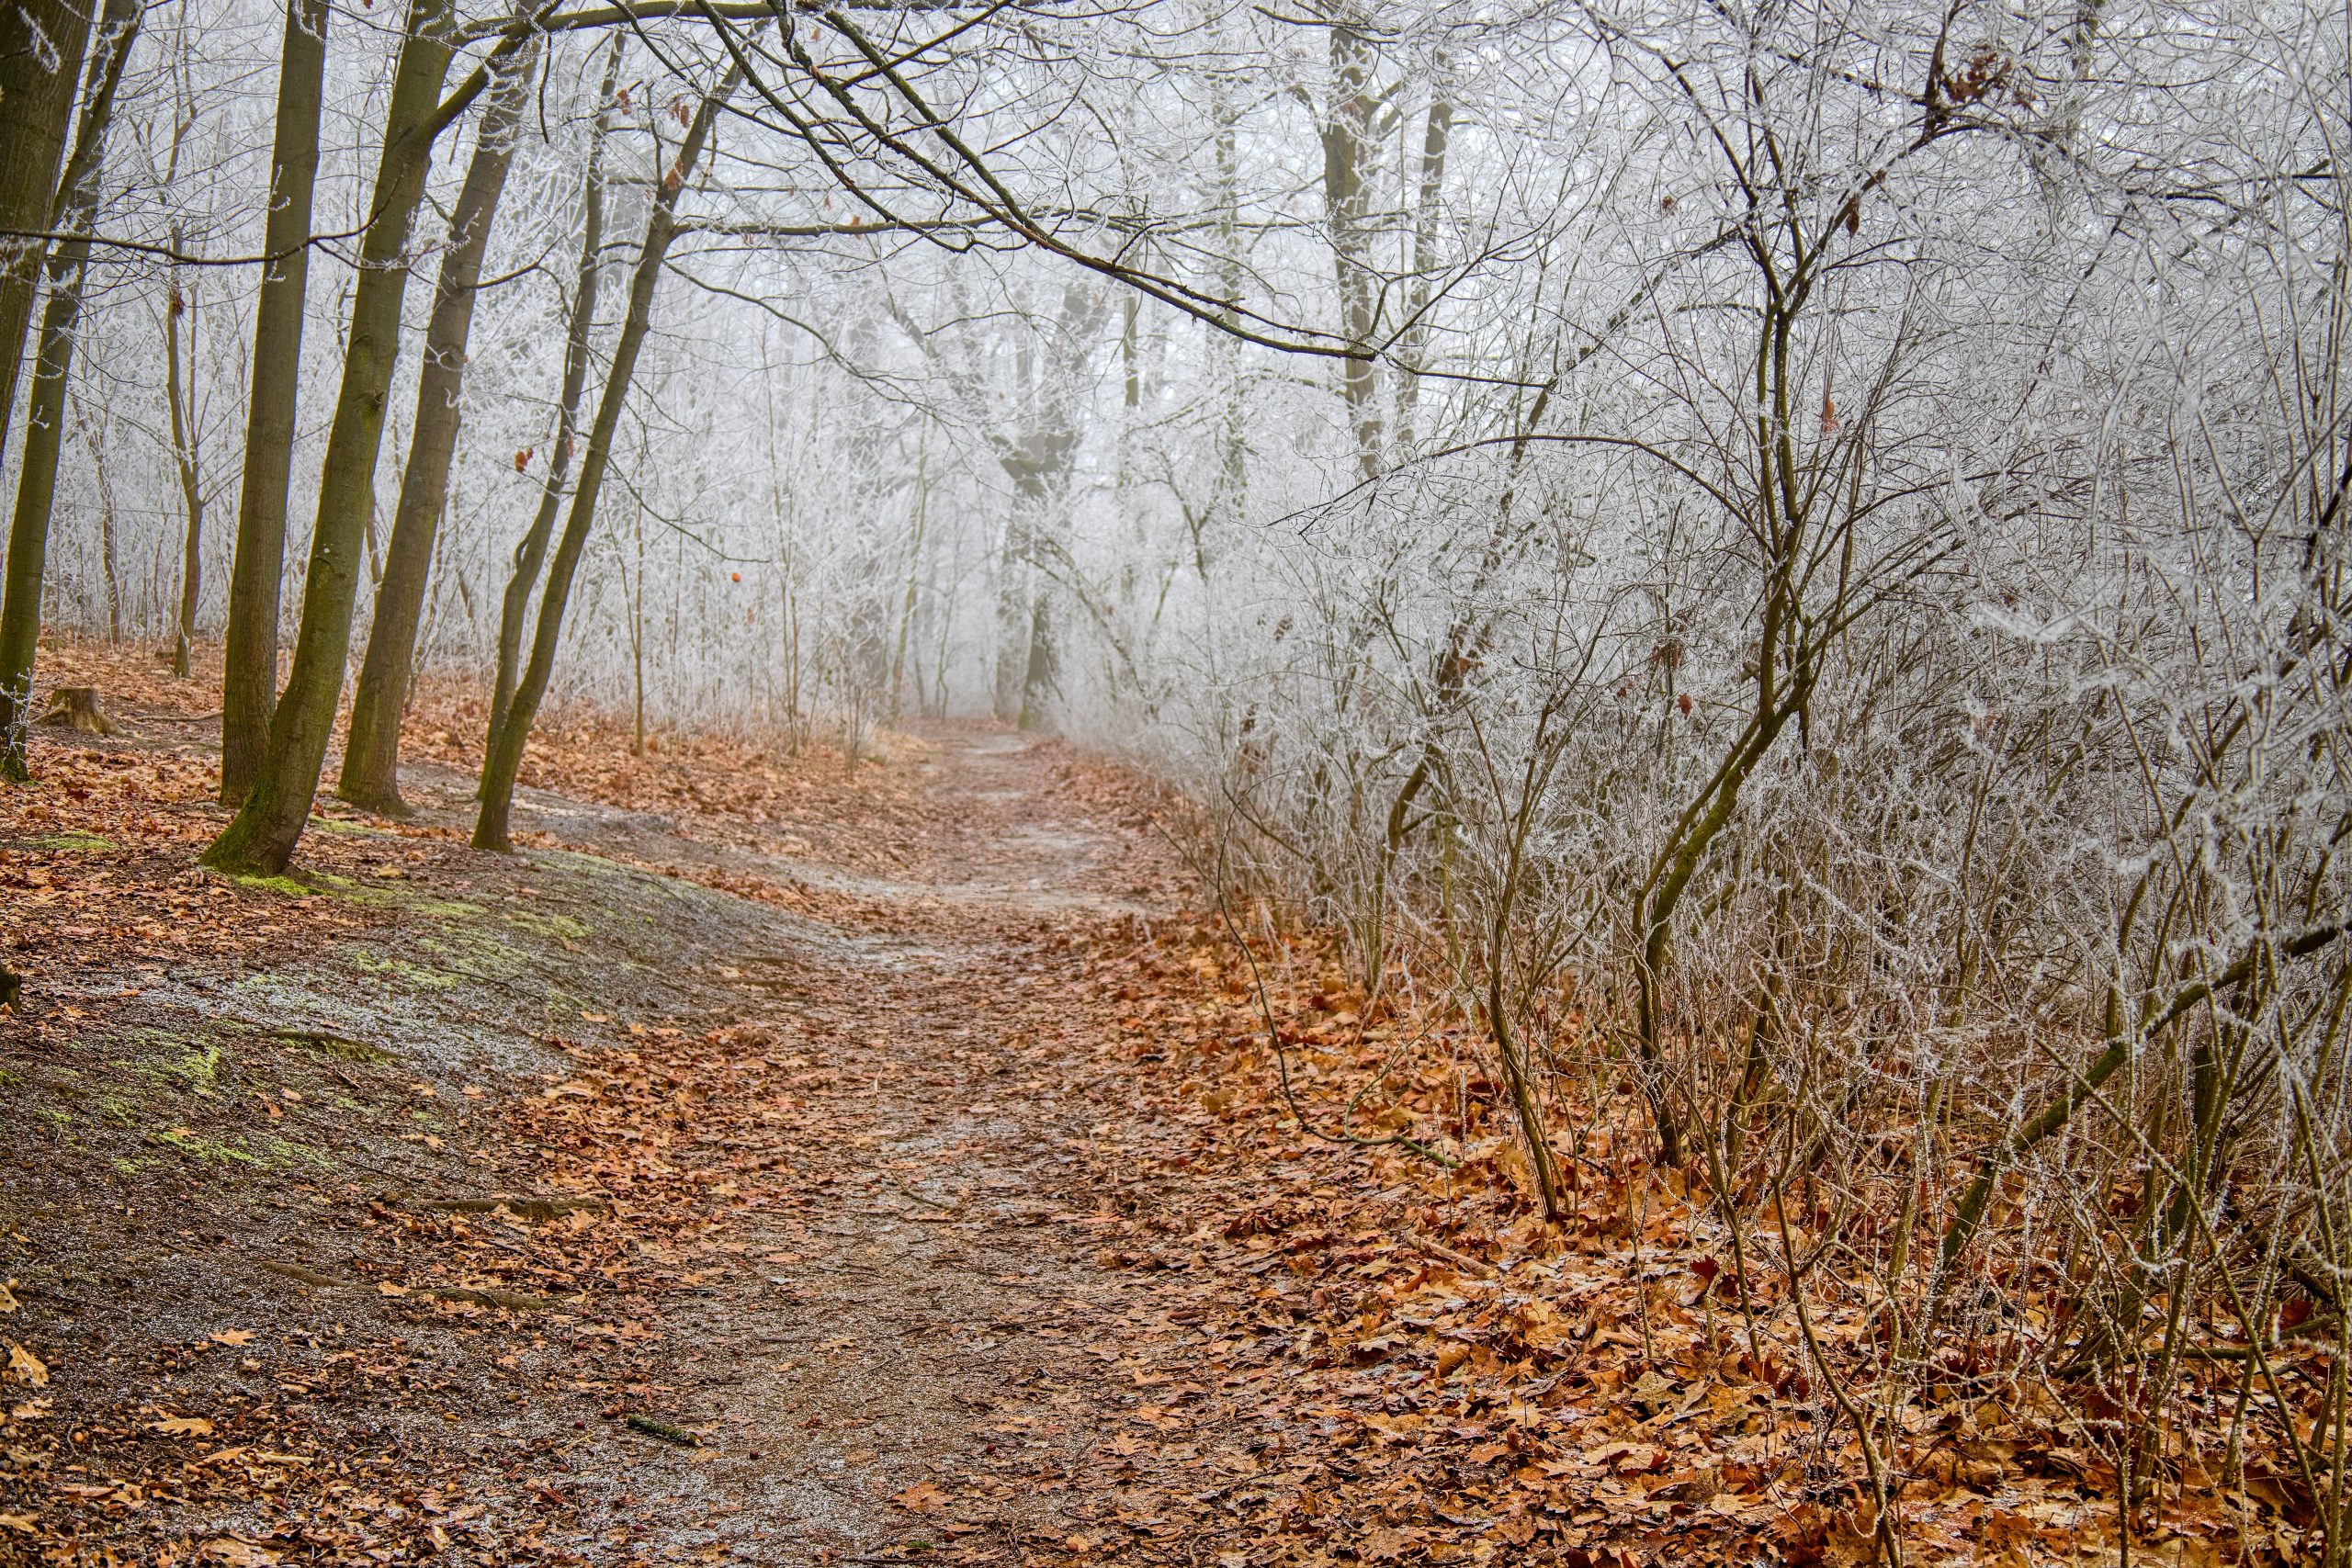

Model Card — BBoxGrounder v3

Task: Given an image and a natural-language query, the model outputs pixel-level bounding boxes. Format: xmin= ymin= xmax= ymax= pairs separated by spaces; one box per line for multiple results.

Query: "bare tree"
xmin=217 ymin=0 xmax=333 ymax=804
xmin=0 ymin=0 xmax=141 ymax=779
xmin=339 ymin=33 xmax=543 ymax=814
xmin=204 ymin=0 xmax=547 ymax=873
xmin=473 ymin=50 xmax=745 ymax=851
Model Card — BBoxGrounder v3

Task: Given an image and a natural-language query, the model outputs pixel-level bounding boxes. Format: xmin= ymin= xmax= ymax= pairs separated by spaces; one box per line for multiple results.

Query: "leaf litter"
xmin=0 ymin=639 xmax=2280 ymax=1565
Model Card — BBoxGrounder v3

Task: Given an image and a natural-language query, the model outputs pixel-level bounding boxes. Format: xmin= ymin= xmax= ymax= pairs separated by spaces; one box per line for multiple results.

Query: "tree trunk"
xmin=985 ymin=283 xmax=1098 ymax=727
xmin=1199 ymin=79 xmax=1244 ymax=577
xmin=339 ymin=37 xmax=538 ymax=815
xmin=1392 ymin=80 xmax=1451 ymax=455
xmin=485 ymin=36 xmax=621 ymax=764
xmin=167 ymin=230 xmax=206 ymax=680
xmin=0 ymin=0 xmax=140 ymax=781
xmin=627 ymin=489 xmax=646 ymax=756
xmin=219 ymin=0 xmax=332 ymax=805
xmin=888 ymin=424 xmax=929 ymax=718
xmin=0 ymin=0 xmax=93 ymax=470
xmin=475 ymin=58 xmax=743 ymax=852
xmin=78 ymin=406 xmax=123 ymax=642
xmin=1320 ymin=14 xmax=1383 ymax=485
xmin=992 ymin=507 xmax=1037 ymax=721
xmin=202 ymin=0 xmax=475 ymax=874
xmin=1018 ymin=598 xmax=1056 ymax=730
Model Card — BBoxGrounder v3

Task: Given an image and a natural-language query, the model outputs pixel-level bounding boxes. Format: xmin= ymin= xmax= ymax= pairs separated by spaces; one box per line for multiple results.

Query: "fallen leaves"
xmin=1358 ymin=1524 xmax=1425 ymax=1562
xmin=1 ymin=643 xmax=2286 ymax=1567
xmin=5 ymin=1343 xmax=46 ymax=1387
xmin=893 ymin=1480 xmax=950 ymax=1514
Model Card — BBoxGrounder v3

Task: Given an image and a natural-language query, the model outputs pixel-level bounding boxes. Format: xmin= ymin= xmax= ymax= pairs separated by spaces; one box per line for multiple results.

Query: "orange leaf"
xmin=893 ymin=1481 xmax=949 ymax=1515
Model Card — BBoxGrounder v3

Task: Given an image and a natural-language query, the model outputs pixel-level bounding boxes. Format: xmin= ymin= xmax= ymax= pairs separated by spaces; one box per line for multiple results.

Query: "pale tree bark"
xmin=74 ymin=404 xmax=122 ymax=641
xmin=1391 ymin=76 xmax=1450 ymax=456
xmin=887 ymin=422 xmax=929 ymax=717
xmin=885 ymin=289 xmax=1028 ymax=724
xmin=219 ymin=0 xmax=332 ymax=804
xmin=486 ymin=34 xmax=621 ymax=765
xmin=338 ymin=35 xmax=540 ymax=814
xmin=164 ymin=37 xmax=207 ymax=680
xmin=0 ymin=0 xmax=141 ymax=780
xmin=893 ymin=279 xmax=1100 ymax=728
xmin=1319 ymin=9 xmax=1383 ymax=484
xmin=1202 ymin=77 xmax=1246 ymax=572
xmin=474 ymin=56 xmax=744 ymax=852
xmin=993 ymin=434 xmax=1077 ymax=726
xmin=624 ymin=453 xmax=646 ymax=754
xmin=204 ymin=0 xmax=536 ymax=874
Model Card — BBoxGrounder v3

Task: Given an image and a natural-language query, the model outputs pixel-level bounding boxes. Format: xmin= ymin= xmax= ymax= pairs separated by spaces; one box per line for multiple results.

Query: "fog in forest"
xmin=4 ymin=0 xmax=2352 ymax=1560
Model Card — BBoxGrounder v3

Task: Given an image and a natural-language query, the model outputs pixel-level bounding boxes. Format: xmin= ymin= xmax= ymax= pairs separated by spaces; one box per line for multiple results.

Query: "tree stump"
xmin=37 ymin=686 xmax=119 ymax=736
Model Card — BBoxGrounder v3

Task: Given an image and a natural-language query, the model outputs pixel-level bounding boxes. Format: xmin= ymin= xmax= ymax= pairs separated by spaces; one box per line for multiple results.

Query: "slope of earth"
xmin=0 ymin=639 xmax=2193 ymax=1568
xmin=0 ymin=642 xmax=1208 ymax=1567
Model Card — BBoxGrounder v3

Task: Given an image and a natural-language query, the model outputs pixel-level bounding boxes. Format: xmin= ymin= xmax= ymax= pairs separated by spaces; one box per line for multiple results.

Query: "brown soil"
xmin=0 ymin=683 xmax=1210 ymax=1565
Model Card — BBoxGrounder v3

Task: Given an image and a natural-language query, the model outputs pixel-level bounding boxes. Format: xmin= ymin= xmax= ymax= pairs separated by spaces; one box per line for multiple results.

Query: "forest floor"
xmin=0 ymin=640 xmax=2193 ymax=1568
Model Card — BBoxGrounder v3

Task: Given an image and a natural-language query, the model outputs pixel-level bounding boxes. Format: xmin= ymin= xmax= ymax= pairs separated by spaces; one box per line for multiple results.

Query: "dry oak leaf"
xmin=6 ymin=1343 xmax=47 ymax=1386
xmin=209 ymin=1329 xmax=254 ymax=1347
xmin=152 ymin=1415 xmax=215 ymax=1438
xmin=893 ymin=1481 xmax=950 ymax=1515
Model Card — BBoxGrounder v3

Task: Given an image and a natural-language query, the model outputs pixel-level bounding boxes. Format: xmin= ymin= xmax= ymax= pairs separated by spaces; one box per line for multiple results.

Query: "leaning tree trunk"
xmin=0 ymin=0 xmax=141 ymax=781
xmin=218 ymin=0 xmax=332 ymax=805
xmin=485 ymin=36 xmax=621 ymax=764
xmin=338 ymin=37 xmax=539 ymax=814
xmin=475 ymin=60 xmax=741 ymax=852
xmin=203 ymin=0 xmax=526 ymax=874
xmin=0 ymin=0 xmax=94 ymax=471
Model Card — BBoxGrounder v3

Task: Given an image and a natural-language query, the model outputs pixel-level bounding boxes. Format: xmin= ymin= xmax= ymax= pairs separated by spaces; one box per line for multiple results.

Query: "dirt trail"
xmin=1 ymin=712 xmax=1220 ymax=1567
xmin=528 ymin=729 xmax=1181 ymax=1562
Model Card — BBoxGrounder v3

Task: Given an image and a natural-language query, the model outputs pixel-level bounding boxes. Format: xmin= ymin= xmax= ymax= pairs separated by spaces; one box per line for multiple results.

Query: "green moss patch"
xmin=231 ymin=873 xmax=315 ymax=899
xmin=501 ymin=908 xmax=589 ymax=942
xmin=33 ymin=830 xmax=115 ymax=854
xmin=311 ymin=817 xmax=398 ymax=838
xmin=346 ymin=950 xmax=461 ymax=990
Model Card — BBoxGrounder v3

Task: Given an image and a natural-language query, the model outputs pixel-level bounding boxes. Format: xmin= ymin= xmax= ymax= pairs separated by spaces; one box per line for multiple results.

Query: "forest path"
xmin=547 ymin=728 xmax=1188 ymax=1563
xmin=0 ymin=682 xmax=1249 ymax=1568
xmin=13 ymin=659 xmax=1567 ymax=1568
